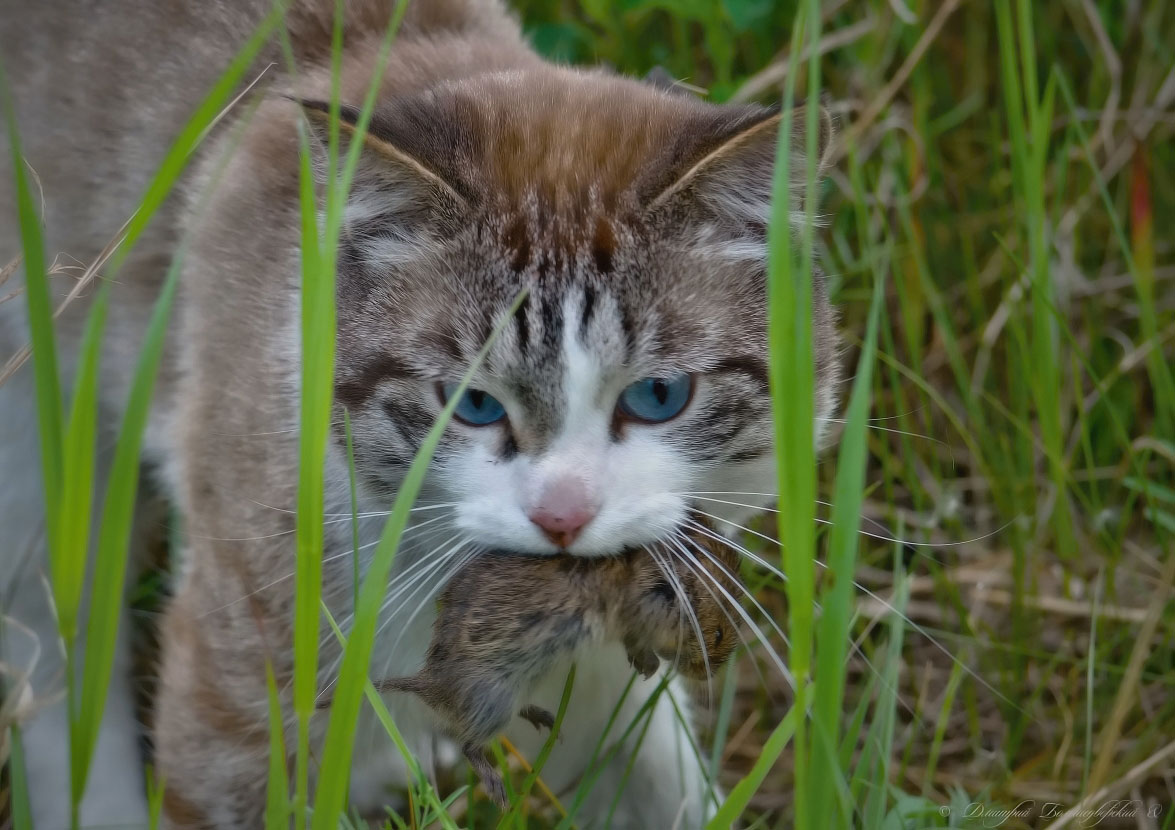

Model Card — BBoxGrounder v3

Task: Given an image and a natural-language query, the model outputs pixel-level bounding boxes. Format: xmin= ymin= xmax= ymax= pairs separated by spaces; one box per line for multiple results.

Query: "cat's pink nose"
xmin=529 ymin=478 xmax=596 ymax=549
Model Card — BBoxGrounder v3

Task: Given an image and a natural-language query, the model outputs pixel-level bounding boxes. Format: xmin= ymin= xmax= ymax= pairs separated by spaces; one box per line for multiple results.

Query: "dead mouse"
xmin=353 ymin=519 xmax=743 ymax=807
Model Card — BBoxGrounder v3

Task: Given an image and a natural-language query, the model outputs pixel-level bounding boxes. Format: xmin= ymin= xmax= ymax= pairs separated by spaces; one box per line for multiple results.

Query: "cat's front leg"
xmin=507 ymin=643 xmax=718 ymax=830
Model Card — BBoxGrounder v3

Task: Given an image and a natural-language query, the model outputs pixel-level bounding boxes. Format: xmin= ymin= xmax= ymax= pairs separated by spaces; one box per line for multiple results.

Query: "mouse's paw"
xmin=483 ymin=771 xmax=508 ymax=810
xmin=627 ymin=647 xmax=661 ymax=680
xmin=519 ymin=704 xmax=557 ymax=735
xmin=464 ymin=743 xmax=509 ymax=809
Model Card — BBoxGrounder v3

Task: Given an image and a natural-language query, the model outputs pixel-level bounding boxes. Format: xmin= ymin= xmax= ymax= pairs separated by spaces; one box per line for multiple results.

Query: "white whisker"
xmin=816 ymin=418 xmax=952 ymax=449
xmin=682 ymin=511 xmax=1027 ymax=717
xmin=183 ymin=513 xmax=393 ymax=543
xmin=684 ymin=495 xmax=1012 ymax=549
xmin=317 ymin=539 xmax=469 ymax=701
xmin=677 ymin=518 xmax=918 ymax=719
xmin=376 ymin=534 xmax=466 ymax=615
xmin=646 ymin=544 xmax=710 ymax=688
xmin=653 ymin=533 xmax=772 ymax=701
xmin=197 ymin=513 xmax=454 ymax=619
xmin=385 ymin=543 xmax=480 ymax=657
xmin=665 ymin=528 xmax=794 ymax=690
xmin=659 ymin=537 xmax=769 ymax=698
xmin=245 ymin=497 xmax=460 ymax=519
xmin=817 ymin=406 xmax=927 ymax=422
xmin=672 ymin=525 xmax=794 ymax=654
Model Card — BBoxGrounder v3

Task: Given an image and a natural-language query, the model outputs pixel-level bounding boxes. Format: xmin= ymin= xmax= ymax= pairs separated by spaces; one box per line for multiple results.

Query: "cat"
xmin=0 ymin=0 xmax=838 ymax=827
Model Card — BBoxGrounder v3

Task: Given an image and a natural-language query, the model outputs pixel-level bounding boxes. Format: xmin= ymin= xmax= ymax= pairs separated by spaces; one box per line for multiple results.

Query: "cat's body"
xmin=0 ymin=1 xmax=838 ymax=828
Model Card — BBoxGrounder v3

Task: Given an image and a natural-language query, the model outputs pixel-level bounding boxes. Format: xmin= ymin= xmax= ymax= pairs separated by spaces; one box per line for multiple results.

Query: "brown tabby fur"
xmin=0 ymin=1 xmax=836 ymax=827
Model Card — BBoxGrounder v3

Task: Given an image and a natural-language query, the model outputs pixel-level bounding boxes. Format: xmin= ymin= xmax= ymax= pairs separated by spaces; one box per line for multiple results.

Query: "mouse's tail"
xmin=315 ymin=675 xmax=422 ymax=709
xmin=371 ymin=675 xmax=425 ymax=695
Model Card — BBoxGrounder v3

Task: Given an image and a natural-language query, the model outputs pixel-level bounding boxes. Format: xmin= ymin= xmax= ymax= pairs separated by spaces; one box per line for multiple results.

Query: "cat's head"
xmin=316 ymin=67 xmax=839 ymax=556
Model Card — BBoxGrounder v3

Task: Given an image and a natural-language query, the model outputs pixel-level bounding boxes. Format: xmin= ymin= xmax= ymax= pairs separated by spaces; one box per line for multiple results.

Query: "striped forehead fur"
xmin=310 ymin=71 xmax=832 ymax=277
xmin=321 ymin=63 xmax=840 ymax=471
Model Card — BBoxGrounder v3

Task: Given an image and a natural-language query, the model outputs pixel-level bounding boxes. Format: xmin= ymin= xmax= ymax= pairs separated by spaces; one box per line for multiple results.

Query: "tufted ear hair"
xmin=643 ymin=65 xmax=705 ymax=98
xmin=296 ymin=98 xmax=469 ymax=266
xmin=648 ymin=102 xmax=834 ymax=256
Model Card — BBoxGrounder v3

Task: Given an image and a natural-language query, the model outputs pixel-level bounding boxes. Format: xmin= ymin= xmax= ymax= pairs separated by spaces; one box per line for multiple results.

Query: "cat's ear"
xmin=297 ymin=99 xmax=468 ymax=205
xmin=649 ymin=102 xmax=834 ymax=242
xmin=295 ymin=99 xmax=469 ymax=263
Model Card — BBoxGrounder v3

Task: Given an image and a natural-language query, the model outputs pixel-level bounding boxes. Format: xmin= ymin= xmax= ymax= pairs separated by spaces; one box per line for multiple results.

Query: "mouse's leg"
xmin=624 ymin=641 xmax=661 ymax=679
xmin=518 ymin=703 xmax=556 ymax=732
xmin=623 ymin=632 xmax=662 ymax=679
xmin=463 ymin=742 xmax=508 ymax=808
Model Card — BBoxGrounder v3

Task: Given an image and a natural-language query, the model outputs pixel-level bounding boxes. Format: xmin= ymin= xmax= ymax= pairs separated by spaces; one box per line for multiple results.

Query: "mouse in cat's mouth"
xmin=319 ymin=519 xmax=743 ymax=807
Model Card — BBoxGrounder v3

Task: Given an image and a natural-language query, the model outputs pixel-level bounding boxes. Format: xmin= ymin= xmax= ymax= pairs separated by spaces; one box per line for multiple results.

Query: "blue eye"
xmin=441 ymin=383 xmax=507 ymax=426
xmin=617 ymin=374 xmax=693 ymax=423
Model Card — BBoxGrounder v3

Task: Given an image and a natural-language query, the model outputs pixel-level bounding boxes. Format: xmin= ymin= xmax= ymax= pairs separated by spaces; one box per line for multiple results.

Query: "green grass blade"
xmin=923 ymin=659 xmax=965 ymax=794
xmin=73 ymin=248 xmax=181 ymax=794
xmin=554 ymin=675 xmax=671 ymax=830
xmin=55 ymin=289 xmax=107 ymax=648
xmin=552 ymin=670 xmax=642 ymax=829
xmin=326 ymin=1 xmax=410 ymax=252
xmin=289 ymin=6 xmax=353 ymax=816
xmin=995 ymin=0 xmax=1072 ymax=558
xmin=661 ymin=685 xmax=723 ymax=814
xmin=266 ymin=661 xmax=292 ymax=830
xmin=603 ymin=690 xmax=666 ymax=826
xmin=0 ymin=59 xmax=63 ymax=560
xmin=344 ymin=410 xmax=361 ymax=611
xmin=810 ymin=258 xmax=886 ymax=826
xmin=501 ymin=664 xmax=576 ymax=823
xmin=290 ymin=7 xmax=407 ymax=822
xmin=858 ymin=559 xmax=910 ymax=827
xmin=146 ymin=767 xmax=166 ymax=830
xmin=60 ymin=289 xmax=107 ymax=808
xmin=839 ymin=669 xmax=877 ymax=771
xmin=600 ymin=683 xmax=706 ymax=828
xmin=706 ymin=702 xmax=799 ymax=830
xmin=1053 ymin=70 xmax=1175 ymax=429
xmin=766 ymin=1 xmax=824 ymax=824
xmin=361 ymin=684 xmax=459 ymax=830
xmin=706 ymin=661 xmax=739 ymax=797
xmin=4 ymin=11 xmax=273 ymax=809
xmin=8 ymin=724 xmax=34 ymax=830
xmin=290 ymin=104 xmax=325 ymax=829
xmin=290 ymin=92 xmax=329 ymax=830
xmin=764 ymin=4 xmax=814 ymax=827
xmin=310 ymin=289 xmax=528 ymax=830
xmin=321 ymin=604 xmax=457 ymax=829
xmin=1083 ymin=573 xmax=1101 ymax=794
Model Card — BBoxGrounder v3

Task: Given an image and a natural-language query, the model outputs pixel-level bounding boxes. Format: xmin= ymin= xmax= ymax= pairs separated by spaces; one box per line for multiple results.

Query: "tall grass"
xmin=287 ymin=0 xmax=373 ymax=819
xmin=3 ymin=0 xmax=1173 ymax=828
xmin=764 ymin=3 xmax=818 ymax=827
xmin=2 ymin=8 xmax=281 ymax=820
